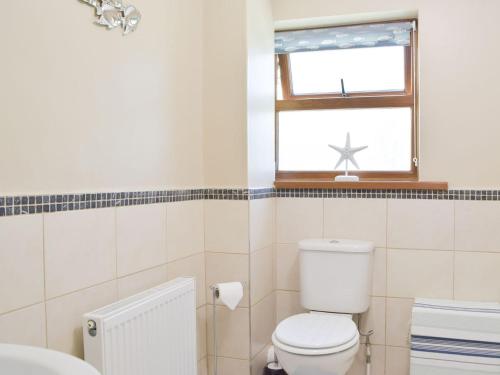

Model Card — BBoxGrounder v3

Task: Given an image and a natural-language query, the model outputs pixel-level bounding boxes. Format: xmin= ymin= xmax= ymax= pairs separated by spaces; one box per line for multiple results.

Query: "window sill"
xmin=274 ymin=179 xmax=448 ymax=190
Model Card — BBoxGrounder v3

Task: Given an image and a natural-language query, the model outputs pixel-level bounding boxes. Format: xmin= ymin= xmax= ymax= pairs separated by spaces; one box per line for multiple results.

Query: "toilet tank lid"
xmin=299 ymin=239 xmax=374 ymax=253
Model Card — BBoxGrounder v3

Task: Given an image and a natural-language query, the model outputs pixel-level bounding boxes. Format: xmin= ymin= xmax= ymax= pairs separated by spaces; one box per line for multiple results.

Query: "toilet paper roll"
xmin=216 ymin=282 xmax=243 ymax=310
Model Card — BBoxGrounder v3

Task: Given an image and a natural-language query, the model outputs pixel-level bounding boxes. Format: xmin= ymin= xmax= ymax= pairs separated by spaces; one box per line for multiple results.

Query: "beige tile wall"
xmin=249 ymin=198 xmax=276 ymax=374
xmin=205 ymin=199 xmax=251 ymax=375
xmin=5 ymin=195 xmax=495 ymax=375
xmin=0 ymin=201 xmax=208 ymax=373
xmin=276 ymin=197 xmax=500 ymax=375
xmin=204 ymin=197 xmax=276 ymax=375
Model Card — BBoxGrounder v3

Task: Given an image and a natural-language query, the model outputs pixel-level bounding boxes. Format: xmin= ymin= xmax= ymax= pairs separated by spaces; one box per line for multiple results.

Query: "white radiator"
xmin=411 ymin=298 xmax=500 ymax=375
xmin=83 ymin=277 xmax=197 ymax=375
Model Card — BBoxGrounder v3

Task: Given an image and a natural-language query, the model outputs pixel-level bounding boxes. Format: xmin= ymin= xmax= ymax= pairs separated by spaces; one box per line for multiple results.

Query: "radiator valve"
xmin=87 ymin=320 xmax=97 ymax=337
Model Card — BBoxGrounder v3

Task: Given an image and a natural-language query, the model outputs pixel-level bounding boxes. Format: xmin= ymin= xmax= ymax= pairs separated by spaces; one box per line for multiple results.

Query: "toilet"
xmin=272 ymin=239 xmax=374 ymax=375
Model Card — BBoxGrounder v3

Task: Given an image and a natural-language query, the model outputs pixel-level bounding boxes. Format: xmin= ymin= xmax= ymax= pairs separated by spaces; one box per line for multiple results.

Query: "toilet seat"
xmin=272 ymin=313 xmax=359 ymax=356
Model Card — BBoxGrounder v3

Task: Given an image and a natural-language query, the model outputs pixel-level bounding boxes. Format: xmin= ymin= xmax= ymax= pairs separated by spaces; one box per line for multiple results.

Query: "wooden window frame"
xmin=275 ymin=20 xmax=418 ymax=182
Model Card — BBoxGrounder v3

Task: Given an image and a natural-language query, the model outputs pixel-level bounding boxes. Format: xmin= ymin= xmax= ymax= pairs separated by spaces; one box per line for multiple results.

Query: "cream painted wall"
xmin=247 ymin=0 xmax=276 ymax=188
xmin=0 ymin=0 xmax=204 ymax=194
xmin=203 ymin=0 xmax=249 ymax=188
xmin=203 ymin=0 xmax=276 ymax=188
xmin=272 ymin=0 xmax=500 ymax=188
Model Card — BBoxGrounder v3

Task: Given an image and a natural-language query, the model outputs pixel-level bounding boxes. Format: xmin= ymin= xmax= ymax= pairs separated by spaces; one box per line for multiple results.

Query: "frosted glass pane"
xmin=289 ymin=46 xmax=405 ymax=95
xmin=278 ymin=108 xmax=412 ymax=171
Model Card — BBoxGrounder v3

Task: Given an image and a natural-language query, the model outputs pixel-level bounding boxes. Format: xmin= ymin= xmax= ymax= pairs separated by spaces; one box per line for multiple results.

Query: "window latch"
xmin=341 ymin=78 xmax=347 ymax=97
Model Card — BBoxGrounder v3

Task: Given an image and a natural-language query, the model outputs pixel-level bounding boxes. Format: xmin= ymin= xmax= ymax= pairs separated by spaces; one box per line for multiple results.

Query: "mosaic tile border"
xmin=2 ymin=188 xmax=500 ymax=217
xmin=0 ymin=188 xmax=274 ymax=217
xmin=276 ymin=188 xmax=500 ymax=200
xmin=249 ymin=188 xmax=276 ymax=200
xmin=0 ymin=190 xmax=204 ymax=217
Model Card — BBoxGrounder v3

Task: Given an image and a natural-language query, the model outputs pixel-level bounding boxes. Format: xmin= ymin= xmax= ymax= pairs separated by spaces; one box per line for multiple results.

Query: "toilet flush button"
xmin=329 ymin=240 xmax=339 ymax=244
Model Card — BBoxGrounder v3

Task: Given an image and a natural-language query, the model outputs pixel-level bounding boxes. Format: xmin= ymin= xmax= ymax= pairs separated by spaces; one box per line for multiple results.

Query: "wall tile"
xmin=117 ymin=264 xmax=168 ymax=299
xmin=250 ymin=246 xmax=274 ymax=305
xmin=116 ymin=204 xmax=167 ymax=277
xmin=197 ymin=306 xmax=207 ymax=360
xmin=206 ymin=252 xmax=249 ymax=307
xmin=205 ymin=200 xmax=249 ymax=254
xmin=347 ymin=344 xmax=385 ymax=375
xmin=455 ymin=201 xmax=500 ymax=252
xmin=167 ymin=200 xmax=204 ymax=262
xmin=167 ymin=253 xmax=206 ymax=307
xmin=249 ymin=198 xmax=274 ymax=252
xmin=250 ymin=293 xmax=275 ymax=358
xmin=0 ymin=303 xmax=46 ymax=347
xmin=372 ymin=248 xmax=387 ymax=297
xmin=208 ymin=356 xmax=250 ymax=375
xmin=359 ymin=296 xmax=385 ymax=345
xmin=276 ymin=198 xmax=323 ymax=244
xmin=387 ymin=249 xmax=453 ymax=298
xmin=385 ymin=346 xmax=410 ymax=375
xmin=275 ymin=243 xmax=300 ymax=291
xmin=276 ymin=290 xmax=306 ymax=324
xmin=251 ymin=344 xmax=272 ymax=375
xmin=46 ymin=281 xmax=118 ymax=358
xmin=198 ymin=357 xmax=208 ymax=375
xmin=207 ymin=306 xmax=250 ymax=360
xmin=0 ymin=215 xmax=44 ymax=314
xmin=386 ymin=298 xmax=413 ymax=347
xmin=44 ymin=209 xmax=116 ymax=299
xmin=454 ymin=251 xmax=500 ymax=302
xmin=387 ymin=200 xmax=454 ymax=250
xmin=324 ymin=198 xmax=387 ymax=247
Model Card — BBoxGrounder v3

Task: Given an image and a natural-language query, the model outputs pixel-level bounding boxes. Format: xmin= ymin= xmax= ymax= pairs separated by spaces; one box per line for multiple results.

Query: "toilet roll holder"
xmin=209 ymin=282 xmax=246 ymax=375
xmin=209 ymin=281 xmax=247 ymax=298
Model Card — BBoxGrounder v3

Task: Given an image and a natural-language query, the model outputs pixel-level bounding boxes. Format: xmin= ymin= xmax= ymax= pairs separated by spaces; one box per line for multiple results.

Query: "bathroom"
xmin=1 ymin=0 xmax=500 ymax=374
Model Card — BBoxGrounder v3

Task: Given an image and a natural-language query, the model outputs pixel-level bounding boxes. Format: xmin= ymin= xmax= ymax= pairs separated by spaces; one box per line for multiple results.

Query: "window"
xmin=275 ymin=20 xmax=417 ymax=181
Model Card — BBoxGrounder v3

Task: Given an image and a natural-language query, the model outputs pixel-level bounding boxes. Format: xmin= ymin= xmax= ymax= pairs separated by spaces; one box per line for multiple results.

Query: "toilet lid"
xmin=274 ymin=313 xmax=357 ymax=350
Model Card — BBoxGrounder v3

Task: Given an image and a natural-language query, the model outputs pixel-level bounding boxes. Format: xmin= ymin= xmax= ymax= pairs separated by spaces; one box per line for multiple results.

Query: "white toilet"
xmin=272 ymin=239 xmax=374 ymax=375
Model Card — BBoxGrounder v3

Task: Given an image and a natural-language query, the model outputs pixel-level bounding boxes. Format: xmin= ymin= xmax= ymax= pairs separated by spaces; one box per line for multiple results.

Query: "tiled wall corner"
xmin=249 ymin=197 xmax=276 ymax=366
xmin=250 ymin=292 xmax=275 ymax=358
xmin=204 ymin=198 xmax=251 ymax=368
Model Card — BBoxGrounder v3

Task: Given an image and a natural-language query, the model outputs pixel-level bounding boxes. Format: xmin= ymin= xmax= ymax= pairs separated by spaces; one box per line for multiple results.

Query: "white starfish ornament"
xmin=328 ymin=132 xmax=368 ymax=181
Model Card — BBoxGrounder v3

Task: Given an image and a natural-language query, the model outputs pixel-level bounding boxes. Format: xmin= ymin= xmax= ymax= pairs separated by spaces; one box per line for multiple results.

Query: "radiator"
xmin=83 ymin=277 xmax=197 ymax=375
xmin=411 ymin=298 xmax=500 ymax=375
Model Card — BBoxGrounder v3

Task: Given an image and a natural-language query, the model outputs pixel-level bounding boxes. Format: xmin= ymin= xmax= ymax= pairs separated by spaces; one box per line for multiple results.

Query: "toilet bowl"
xmin=272 ymin=312 xmax=359 ymax=375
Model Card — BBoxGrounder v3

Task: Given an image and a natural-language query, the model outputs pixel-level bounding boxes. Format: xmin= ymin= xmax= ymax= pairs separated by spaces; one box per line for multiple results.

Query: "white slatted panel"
xmin=83 ymin=278 xmax=197 ymax=375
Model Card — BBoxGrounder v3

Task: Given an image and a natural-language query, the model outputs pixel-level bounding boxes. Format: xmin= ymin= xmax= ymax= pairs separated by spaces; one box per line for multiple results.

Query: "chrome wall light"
xmin=80 ymin=0 xmax=141 ymax=35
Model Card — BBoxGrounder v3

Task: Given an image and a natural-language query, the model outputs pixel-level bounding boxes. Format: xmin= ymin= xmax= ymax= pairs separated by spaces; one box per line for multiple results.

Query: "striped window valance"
xmin=275 ymin=21 xmax=414 ymax=54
